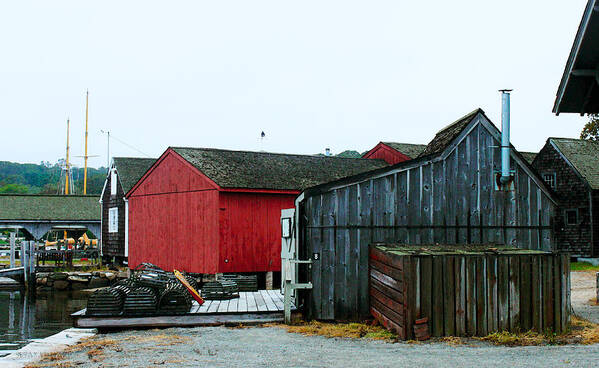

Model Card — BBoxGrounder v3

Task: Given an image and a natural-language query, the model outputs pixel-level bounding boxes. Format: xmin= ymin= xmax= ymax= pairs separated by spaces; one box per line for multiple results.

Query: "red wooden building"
xmin=125 ymin=147 xmax=386 ymax=275
xmin=362 ymin=142 xmax=426 ymax=165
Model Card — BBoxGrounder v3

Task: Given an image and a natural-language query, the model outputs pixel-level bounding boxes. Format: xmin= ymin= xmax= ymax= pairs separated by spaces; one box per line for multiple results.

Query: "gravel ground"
xmin=571 ymin=271 xmax=599 ymax=323
xmin=34 ymin=326 xmax=599 ymax=368
xmin=29 ymin=271 xmax=599 ymax=368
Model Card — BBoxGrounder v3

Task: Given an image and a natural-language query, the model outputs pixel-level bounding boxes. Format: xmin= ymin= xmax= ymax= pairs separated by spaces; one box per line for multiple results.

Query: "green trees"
xmin=0 ymin=161 xmax=107 ymax=194
xmin=580 ymin=114 xmax=599 ymax=141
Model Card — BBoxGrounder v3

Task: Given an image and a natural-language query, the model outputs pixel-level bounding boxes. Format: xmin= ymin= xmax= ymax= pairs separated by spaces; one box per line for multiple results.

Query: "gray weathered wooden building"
xmin=295 ymin=109 xmax=558 ymax=320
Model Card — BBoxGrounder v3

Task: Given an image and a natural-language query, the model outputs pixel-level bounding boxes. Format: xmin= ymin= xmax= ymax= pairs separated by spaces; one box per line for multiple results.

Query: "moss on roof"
xmin=381 ymin=142 xmax=427 ymax=159
xmin=551 ymin=137 xmax=599 ymax=189
xmin=0 ymin=195 xmax=100 ymax=221
xmin=171 ymin=147 xmax=388 ymax=191
xmin=113 ymin=157 xmax=156 ymax=194
xmin=418 ymin=109 xmax=483 ymax=158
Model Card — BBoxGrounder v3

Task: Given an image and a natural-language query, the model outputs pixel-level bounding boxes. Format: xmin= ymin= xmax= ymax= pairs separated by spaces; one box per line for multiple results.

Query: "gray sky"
xmin=0 ymin=0 xmax=589 ymax=168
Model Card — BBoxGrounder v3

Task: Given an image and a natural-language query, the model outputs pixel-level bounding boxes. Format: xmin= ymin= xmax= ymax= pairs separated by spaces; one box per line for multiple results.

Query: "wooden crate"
xmin=369 ymin=244 xmax=570 ymax=340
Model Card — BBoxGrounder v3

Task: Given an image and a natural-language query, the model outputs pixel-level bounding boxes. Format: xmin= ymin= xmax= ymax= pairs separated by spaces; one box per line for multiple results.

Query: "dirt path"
xmin=571 ymin=271 xmax=599 ymax=324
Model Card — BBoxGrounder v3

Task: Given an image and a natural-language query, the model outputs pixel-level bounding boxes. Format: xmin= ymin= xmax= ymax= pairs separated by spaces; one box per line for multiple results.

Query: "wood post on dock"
xmin=9 ymin=232 xmax=15 ymax=268
xmin=20 ymin=241 xmax=36 ymax=289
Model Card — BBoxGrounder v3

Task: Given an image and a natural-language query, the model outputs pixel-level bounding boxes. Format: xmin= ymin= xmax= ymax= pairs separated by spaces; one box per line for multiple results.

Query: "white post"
xmin=21 ymin=241 xmax=28 ymax=284
xmin=29 ymin=242 xmax=36 ymax=282
xmin=9 ymin=232 xmax=15 ymax=268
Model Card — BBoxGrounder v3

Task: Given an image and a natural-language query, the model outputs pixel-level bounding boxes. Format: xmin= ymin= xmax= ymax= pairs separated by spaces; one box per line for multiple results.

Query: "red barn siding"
xmin=128 ymin=152 xmax=220 ymax=273
xmin=363 ymin=143 xmax=412 ymax=165
xmin=218 ymin=192 xmax=296 ymax=273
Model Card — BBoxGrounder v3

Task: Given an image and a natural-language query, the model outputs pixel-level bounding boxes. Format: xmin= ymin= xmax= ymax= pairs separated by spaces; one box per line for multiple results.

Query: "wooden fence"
xmin=369 ymin=244 xmax=570 ymax=340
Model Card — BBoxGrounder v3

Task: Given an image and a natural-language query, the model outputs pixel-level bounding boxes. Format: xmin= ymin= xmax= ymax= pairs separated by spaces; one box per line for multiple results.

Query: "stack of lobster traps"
xmin=201 ymin=280 xmax=240 ymax=300
xmin=220 ymin=274 xmax=258 ymax=292
xmin=86 ymin=263 xmax=198 ymax=317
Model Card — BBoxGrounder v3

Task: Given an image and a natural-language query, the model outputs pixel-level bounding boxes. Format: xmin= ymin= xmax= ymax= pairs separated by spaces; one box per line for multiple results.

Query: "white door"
xmin=280 ymin=208 xmax=296 ymax=300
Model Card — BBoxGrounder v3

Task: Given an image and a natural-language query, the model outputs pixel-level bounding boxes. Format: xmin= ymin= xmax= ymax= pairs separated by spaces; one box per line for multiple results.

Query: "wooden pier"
xmin=72 ymin=290 xmax=295 ymax=329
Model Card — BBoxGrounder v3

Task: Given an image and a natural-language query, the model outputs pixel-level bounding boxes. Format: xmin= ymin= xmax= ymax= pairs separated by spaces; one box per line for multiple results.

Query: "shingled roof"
xmin=550 ymin=138 xmax=599 ymax=189
xmin=170 ymin=147 xmax=388 ymax=191
xmin=520 ymin=152 xmax=537 ymax=165
xmin=418 ymin=109 xmax=483 ymax=158
xmin=381 ymin=142 xmax=427 ymax=159
xmin=113 ymin=157 xmax=156 ymax=193
xmin=0 ymin=195 xmax=100 ymax=221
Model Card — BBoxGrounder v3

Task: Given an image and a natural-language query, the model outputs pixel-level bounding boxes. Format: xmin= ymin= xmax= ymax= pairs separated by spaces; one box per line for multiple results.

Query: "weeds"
xmin=571 ymin=262 xmax=599 ymax=272
xmin=274 ymin=320 xmax=397 ymax=341
xmin=478 ymin=316 xmax=599 ymax=346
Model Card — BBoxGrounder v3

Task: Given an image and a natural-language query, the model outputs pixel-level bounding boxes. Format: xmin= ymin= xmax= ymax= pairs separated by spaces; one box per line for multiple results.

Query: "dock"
xmin=72 ymin=290 xmax=295 ymax=329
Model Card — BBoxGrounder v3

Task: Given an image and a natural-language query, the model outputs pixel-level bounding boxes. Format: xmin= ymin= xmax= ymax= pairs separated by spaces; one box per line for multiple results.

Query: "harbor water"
xmin=0 ymin=288 xmax=87 ymax=357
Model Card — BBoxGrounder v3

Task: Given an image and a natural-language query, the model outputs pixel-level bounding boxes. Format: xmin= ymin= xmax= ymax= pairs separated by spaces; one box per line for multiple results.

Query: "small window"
xmin=110 ymin=169 xmax=117 ymax=196
xmin=108 ymin=207 xmax=118 ymax=233
xmin=281 ymin=217 xmax=292 ymax=238
xmin=543 ymin=173 xmax=556 ymax=189
xmin=565 ymin=209 xmax=578 ymax=226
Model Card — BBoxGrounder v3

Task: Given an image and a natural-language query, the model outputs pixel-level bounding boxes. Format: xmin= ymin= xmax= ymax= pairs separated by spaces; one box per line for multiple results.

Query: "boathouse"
xmin=362 ymin=142 xmax=426 ymax=165
xmin=532 ymin=137 xmax=599 ymax=257
xmin=126 ymin=147 xmax=386 ymax=279
xmin=100 ymin=157 xmax=155 ymax=264
xmin=0 ymin=194 xmax=101 ymax=240
xmin=292 ymin=108 xmax=558 ymax=320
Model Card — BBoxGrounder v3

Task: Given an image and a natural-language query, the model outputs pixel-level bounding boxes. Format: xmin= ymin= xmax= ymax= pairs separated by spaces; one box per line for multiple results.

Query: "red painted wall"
xmin=363 ymin=143 xmax=411 ymax=165
xmin=128 ymin=151 xmax=220 ymax=273
xmin=128 ymin=149 xmax=299 ymax=274
xmin=218 ymin=192 xmax=296 ymax=273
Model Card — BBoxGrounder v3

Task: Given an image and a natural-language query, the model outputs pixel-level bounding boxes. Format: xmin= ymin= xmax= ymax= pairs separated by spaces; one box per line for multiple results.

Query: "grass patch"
xmin=273 ymin=320 xmax=397 ymax=341
xmin=571 ymin=262 xmax=599 ymax=272
xmin=123 ymin=333 xmax=191 ymax=346
xmin=64 ymin=337 xmax=117 ymax=353
xmin=478 ymin=316 xmax=599 ymax=346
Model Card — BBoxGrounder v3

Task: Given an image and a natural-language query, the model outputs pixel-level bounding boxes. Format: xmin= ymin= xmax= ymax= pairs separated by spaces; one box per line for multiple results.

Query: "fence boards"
xmin=369 ymin=245 xmax=570 ymax=339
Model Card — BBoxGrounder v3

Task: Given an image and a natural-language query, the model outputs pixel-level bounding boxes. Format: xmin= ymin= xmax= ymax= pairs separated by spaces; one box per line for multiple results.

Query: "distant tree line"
xmin=0 ymin=160 xmax=107 ymax=195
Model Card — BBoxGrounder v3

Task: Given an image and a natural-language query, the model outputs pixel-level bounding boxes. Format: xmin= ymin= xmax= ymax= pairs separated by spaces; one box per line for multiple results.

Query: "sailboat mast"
xmin=65 ymin=118 xmax=70 ymax=195
xmin=83 ymin=90 xmax=89 ymax=195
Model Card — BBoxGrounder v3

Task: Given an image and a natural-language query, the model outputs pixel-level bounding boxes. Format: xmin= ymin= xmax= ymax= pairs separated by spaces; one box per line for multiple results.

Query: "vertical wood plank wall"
xmin=369 ymin=246 xmax=570 ymax=339
xmin=128 ymin=152 xmax=220 ymax=273
xmin=303 ymin=123 xmax=556 ymax=320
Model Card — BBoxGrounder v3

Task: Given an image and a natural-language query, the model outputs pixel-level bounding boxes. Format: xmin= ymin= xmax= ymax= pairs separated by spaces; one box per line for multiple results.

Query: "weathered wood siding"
xmin=218 ymin=192 xmax=296 ymax=273
xmin=370 ymin=246 xmax=570 ymax=340
xmin=533 ymin=142 xmax=597 ymax=257
xmin=302 ymin=121 xmax=556 ymax=320
xmin=101 ymin=171 xmax=126 ymax=259
xmin=128 ymin=151 xmax=220 ymax=273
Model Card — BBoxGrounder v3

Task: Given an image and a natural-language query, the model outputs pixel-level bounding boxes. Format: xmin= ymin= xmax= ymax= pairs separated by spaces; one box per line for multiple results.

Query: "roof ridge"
xmin=381 ymin=142 xmax=426 ymax=146
xmin=434 ymin=108 xmax=484 ymax=135
xmin=171 ymin=147 xmax=379 ymax=161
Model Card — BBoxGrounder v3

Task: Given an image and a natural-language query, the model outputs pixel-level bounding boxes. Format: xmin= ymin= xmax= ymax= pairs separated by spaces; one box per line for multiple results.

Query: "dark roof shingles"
xmin=519 ymin=152 xmax=537 ymax=165
xmin=551 ymin=138 xmax=599 ymax=189
xmin=113 ymin=157 xmax=156 ymax=193
xmin=171 ymin=148 xmax=388 ymax=191
xmin=418 ymin=109 xmax=483 ymax=158
xmin=381 ymin=142 xmax=427 ymax=159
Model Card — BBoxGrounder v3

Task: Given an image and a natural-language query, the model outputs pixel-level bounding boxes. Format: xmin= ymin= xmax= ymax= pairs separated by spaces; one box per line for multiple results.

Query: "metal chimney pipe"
xmin=499 ymin=89 xmax=513 ymax=184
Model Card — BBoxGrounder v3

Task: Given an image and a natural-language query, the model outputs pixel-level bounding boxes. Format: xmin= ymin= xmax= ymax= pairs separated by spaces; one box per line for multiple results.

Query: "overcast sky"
xmin=0 ymin=1 xmax=590 ymax=168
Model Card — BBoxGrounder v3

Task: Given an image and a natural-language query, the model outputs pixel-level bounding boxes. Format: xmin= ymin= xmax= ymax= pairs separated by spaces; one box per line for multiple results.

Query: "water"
xmin=0 ymin=289 xmax=87 ymax=357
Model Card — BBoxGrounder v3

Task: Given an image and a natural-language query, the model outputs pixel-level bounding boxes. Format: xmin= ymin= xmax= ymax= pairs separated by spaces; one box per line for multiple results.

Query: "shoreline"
xmin=0 ymin=328 xmax=96 ymax=368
